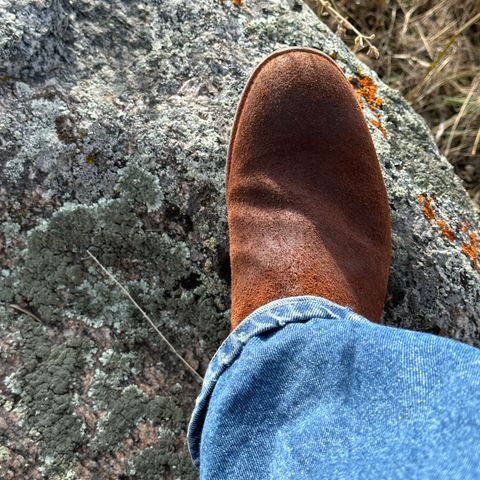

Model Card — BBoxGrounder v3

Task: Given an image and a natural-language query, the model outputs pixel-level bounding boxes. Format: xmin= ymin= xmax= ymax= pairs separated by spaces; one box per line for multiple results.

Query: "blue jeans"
xmin=188 ymin=296 xmax=480 ymax=479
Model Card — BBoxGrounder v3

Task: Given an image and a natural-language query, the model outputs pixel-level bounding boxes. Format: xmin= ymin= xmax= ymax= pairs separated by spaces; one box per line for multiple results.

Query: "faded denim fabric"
xmin=188 ymin=295 xmax=480 ymax=479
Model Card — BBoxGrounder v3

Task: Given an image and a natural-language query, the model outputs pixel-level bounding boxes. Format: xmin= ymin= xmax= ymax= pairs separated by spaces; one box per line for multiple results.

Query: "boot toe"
xmin=228 ymin=48 xmax=369 ymax=183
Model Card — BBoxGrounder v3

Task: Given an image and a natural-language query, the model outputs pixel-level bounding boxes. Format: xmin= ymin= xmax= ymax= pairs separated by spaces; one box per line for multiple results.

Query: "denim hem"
xmin=187 ymin=295 xmax=371 ymax=467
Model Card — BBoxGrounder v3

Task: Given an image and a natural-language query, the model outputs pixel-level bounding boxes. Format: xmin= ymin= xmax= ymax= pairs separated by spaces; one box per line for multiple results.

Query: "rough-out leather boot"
xmin=227 ymin=47 xmax=391 ymax=330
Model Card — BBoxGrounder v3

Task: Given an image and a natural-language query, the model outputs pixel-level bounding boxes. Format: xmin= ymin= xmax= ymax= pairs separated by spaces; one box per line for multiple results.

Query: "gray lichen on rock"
xmin=0 ymin=0 xmax=479 ymax=478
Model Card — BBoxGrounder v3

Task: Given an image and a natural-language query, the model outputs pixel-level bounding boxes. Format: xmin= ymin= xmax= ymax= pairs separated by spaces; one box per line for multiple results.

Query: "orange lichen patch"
xmin=355 ymin=73 xmax=384 ymax=110
xmin=436 ymin=220 xmax=455 ymax=241
xmin=416 ymin=194 xmax=436 ymax=221
xmin=349 ymin=69 xmax=387 ymax=138
xmin=417 ymin=194 xmax=479 ymax=273
xmin=371 ymin=119 xmax=388 ymax=139
xmin=231 ymin=0 xmax=243 ymax=5
xmin=461 ymin=231 xmax=480 ymax=271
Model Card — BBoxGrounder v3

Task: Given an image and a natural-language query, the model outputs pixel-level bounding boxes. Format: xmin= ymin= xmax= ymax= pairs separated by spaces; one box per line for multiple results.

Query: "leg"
xmin=189 ymin=48 xmax=480 ymax=478
xmin=189 ymin=296 xmax=480 ymax=479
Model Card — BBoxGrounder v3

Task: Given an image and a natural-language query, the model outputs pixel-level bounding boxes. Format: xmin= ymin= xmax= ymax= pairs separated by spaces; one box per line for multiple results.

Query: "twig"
xmin=9 ymin=304 xmax=42 ymax=323
xmin=86 ymin=250 xmax=204 ymax=383
xmin=311 ymin=0 xmax=379 ymax=58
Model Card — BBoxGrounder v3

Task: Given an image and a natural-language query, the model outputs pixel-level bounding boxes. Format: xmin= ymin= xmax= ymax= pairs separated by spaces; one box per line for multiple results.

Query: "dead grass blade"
xmin=86 ymin=250 xmax=204 ymax=383
xmin=444 ymin=78 xmax=479 ymax=156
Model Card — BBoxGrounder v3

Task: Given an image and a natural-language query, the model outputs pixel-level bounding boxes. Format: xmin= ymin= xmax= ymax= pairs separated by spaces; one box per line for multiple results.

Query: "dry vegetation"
xmin=305 ymin=0 xmax=480 ymax=209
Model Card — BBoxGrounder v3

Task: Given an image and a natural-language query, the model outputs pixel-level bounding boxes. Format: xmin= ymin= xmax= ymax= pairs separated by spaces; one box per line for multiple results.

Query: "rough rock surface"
xmin=0 ymin=0 xmax=479 ymax=478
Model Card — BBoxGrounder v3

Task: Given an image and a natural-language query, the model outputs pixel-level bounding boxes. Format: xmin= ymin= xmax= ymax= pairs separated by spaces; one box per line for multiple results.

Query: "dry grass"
xmin=306 ymin=0 xmax=480 ymax=208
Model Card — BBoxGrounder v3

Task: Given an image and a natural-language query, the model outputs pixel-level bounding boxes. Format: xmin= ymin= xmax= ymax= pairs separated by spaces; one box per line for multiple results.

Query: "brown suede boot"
xmin=227 ymin=47 xmax=391 ymax=330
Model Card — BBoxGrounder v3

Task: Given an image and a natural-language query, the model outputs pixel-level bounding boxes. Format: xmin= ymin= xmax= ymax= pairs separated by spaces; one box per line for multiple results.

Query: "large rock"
xmin=0 ymin=0 xmax=478 ymax=478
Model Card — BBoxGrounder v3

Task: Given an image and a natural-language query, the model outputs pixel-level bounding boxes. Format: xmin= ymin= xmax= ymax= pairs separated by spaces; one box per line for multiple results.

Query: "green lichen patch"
xmin=4 ymin=317 xmax=86 ymax=475
xmin=1 ymin=161 xmax=225 ymax=477
xmin=128 ymin=440 xmax=197 ymax=480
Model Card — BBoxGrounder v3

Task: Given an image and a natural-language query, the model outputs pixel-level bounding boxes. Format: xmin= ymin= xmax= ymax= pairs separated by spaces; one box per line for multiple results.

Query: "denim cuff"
xmin=187 ymin=295 xmax=370 ymax=467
